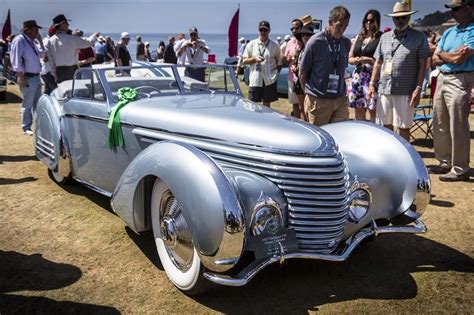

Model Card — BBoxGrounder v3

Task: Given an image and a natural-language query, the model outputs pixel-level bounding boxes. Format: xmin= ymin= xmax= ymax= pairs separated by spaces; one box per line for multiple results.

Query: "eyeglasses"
xmin=365 ymin=18 xmax=375 ymax=23
xmin=259 ymin=28 xmax=269 ymax=33
xmin=393 ymin=16 xmax=409 ymax=21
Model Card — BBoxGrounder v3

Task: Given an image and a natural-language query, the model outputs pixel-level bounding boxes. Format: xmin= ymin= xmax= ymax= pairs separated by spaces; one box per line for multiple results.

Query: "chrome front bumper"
xmin=203 ymin=219 xmax=427 ymax=286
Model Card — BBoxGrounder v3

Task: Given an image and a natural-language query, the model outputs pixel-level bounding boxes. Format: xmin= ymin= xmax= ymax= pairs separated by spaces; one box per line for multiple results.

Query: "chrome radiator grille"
xmin=204 ymin=148 xmax=349 ymax=254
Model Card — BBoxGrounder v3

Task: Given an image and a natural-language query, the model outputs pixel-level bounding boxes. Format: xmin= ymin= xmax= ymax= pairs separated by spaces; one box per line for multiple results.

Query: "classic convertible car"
xmin=35 ymin=64 xmax=430 ymax=294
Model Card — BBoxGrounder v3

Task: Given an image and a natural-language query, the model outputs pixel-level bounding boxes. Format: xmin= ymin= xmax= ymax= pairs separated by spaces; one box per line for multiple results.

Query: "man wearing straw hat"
xmin=10 ymin=20 xmax=45 ymax=135
xmin=430 ymin=0 xmax=474 ymax=182
xmin=368 ymin=1 xmax=430 ymax=141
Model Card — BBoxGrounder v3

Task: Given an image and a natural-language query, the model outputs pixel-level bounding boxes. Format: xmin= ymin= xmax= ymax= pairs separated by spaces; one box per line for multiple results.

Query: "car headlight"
xmin=250 ymin=193 xmax=283 ymax=235
xmin=348 ymin=189 xmax=370 ymax=223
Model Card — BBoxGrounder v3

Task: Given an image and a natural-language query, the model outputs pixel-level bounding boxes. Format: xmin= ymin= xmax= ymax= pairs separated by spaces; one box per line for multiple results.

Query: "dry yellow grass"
xmin=1 ymin=84 xmax=473 ymax=314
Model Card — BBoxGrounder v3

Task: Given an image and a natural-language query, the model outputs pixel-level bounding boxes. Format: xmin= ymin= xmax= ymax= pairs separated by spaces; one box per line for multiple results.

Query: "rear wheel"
xmin=48 ymin=168 xmax=72 ymax=185
xmin=151 ymin=179 xmax=209 ymax=294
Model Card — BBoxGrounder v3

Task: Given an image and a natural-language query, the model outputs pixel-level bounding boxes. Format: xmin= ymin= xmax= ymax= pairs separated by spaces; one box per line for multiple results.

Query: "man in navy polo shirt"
xmin=431 ymin=0 xmax=474 ymax=182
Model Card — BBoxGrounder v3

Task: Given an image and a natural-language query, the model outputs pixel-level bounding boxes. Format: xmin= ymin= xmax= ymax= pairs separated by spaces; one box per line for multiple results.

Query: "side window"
xmin=72 ymin=69 xmax=106 ymax=101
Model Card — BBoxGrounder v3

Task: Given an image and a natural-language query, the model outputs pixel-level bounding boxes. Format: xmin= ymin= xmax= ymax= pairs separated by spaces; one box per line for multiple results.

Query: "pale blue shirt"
xmin=10 ymin=33 xmax=43 ymax=74
xmin=438 ymin=21 xmax=474 ymax=73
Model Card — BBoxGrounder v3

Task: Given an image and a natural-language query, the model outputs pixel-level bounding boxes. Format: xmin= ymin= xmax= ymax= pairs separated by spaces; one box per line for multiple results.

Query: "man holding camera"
xmin=243 ymin=21 xmax=282 ymax=107
xmin=177 ymin=27 xmax=209 ymax=81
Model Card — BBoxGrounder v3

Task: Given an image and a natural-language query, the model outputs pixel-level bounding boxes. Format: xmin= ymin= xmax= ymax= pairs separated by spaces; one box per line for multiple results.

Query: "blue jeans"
xmin=19 ymin=75 xmax=41 ymax=131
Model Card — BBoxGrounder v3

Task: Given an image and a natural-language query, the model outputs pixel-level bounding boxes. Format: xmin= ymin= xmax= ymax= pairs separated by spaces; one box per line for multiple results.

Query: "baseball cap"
xmin=120 ymin=32 xmax=131 ymax=39
xmin=284 ymin=35 xmax=291 ymax=41
xmin=189 ymin=26 xmax=198 ymax=34
xmin=239 ymin=37 xmax=245 ymax=42
xmin=258 ymin=20 xmax=271 ymax=30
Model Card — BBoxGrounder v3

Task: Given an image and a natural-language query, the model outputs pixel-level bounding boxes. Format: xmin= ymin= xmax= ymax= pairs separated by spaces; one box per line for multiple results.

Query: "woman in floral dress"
xmin=348 ymin=9 xmax=382 ymax=122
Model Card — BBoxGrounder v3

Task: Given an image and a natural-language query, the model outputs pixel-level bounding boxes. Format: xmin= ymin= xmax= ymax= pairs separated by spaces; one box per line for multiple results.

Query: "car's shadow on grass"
xmin=190 ymin=235 xmax=474 ymax=313
xmin=0 ymin=250 xmax=120 ymax=314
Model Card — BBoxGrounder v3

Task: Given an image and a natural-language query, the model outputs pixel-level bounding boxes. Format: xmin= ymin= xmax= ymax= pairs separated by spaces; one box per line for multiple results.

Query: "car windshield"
xmin=90 ymin=64 xmax=238 ymax=103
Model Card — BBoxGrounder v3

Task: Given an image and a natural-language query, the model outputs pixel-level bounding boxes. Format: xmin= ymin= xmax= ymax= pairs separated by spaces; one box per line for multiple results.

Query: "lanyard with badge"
xmin=325 ymin=34 xmax=341 ymax=94
xmin=256 ymin=40 xmax=269 ymax=72
xmin=384 ymin=34 xmax=406 ymax=75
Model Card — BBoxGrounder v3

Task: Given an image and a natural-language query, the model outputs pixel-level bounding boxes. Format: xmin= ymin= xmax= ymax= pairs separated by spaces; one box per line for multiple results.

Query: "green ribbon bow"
xmin=108 ymin=87 xmax=138 ymax=149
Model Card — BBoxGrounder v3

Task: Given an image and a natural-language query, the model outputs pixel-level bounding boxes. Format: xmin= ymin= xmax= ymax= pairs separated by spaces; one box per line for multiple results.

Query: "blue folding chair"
xmin=410 ymin=104 xmax=433 ymax=141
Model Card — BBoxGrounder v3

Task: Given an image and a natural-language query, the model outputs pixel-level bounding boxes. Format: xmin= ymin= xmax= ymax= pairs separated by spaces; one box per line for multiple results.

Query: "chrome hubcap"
xmin=159 ymin=190 xmax=194 ymax=271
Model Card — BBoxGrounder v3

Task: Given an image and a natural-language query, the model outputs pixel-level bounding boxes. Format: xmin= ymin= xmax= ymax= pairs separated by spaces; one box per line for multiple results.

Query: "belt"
xmin=25 ymin=72 xmax=39 ymax=77
xmin=440 ymin=70 xmax=474 ymax=75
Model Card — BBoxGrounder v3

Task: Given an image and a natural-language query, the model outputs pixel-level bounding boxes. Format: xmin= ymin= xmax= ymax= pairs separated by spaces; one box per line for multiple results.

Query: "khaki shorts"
xmin=304 ymin=94 xmax=349 ymax=126
xmin=376 ymin=94 xmax=415 ymax=129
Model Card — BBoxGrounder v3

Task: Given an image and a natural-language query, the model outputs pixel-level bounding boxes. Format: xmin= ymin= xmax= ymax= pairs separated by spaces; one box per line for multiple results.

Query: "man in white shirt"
xmin=177 ymin=27 xmax=210 ymax=81
xmin=47 ymin=14 xmax=98 ymax=83
xmin=174 ymin=33 xmax=186 ymax=65
xmin=243 ymin=20 xmax=282 ymax=107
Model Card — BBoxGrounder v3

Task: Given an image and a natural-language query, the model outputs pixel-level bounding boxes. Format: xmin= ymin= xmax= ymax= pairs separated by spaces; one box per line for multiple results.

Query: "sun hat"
xmin=385 ymin=1 xmax=418 ymax=17
xmin=300 ymin=15 xmax=314 ymax=26
xmin=53 ymin=14 xmax=71 ymax=26
xmin=445 ymin=0 xmax=469 ymax=8
xmin=120 ymin=32 xmax=130 ymax=39
xmin=22 ymin=20 xmax=42 ymax=31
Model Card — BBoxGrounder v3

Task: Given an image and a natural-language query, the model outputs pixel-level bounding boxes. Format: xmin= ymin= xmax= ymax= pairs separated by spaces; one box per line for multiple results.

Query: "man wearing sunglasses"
xmin=430 ymin=0 xmax=474 ymax=182
xmin=242 ymin=21 xmax=282 ymax=107
xmin=368 ymin=1 xmax=430 ymax=141
xmin=177 ymin=27 xmax=210 ymax=81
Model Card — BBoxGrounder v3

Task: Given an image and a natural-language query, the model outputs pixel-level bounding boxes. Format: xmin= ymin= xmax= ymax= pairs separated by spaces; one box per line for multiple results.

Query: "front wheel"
xmin=48 ymin=168 xmax=72 ymax=185
xmin=151 ymin=179 xmax=209 ymax=294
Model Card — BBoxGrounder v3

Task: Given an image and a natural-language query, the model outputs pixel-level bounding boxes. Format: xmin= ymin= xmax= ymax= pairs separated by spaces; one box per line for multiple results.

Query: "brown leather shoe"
xmin=439 ymin=172 xmax=469 ymax=182
xmin=428 ymin=163 xmax=450 ymax=175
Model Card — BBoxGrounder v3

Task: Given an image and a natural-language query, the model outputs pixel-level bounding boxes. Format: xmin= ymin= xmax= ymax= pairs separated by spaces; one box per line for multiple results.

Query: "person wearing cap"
xmin=115 ymin=32 xmax=132 ymax=76
xmin=243 ymin=20 xmax=282 ymax=107
xmin=40 ymin=26 xmax=58 ymax=95
xmin=430 ymin=0 xmax=474 ymax=182
xmin=276 ymin=36 xmax=282 ymax=46
xmin=46 ymin=14 xmax=99 ymax=83
xmin=299 ymin=6 xmax=352 ymax=126
xmin=10 ymin=20 xmax=46 ymax=135
xmin=280 ymin=34 xmax=291 ymax=56
xmin=94 ymin=36 xmax=107 ymax=64
xmin=368 ymin=1 xmax=430 ymax=141
xmin=283 ymin=18 xmax=304 ymax=119
xmin=177 ymin=27 xmax=210 ymax=81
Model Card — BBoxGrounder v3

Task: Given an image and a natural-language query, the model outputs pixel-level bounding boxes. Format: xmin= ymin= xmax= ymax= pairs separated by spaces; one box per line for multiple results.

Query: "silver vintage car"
xmin=34 ymin=64 xmax=430 ymax=294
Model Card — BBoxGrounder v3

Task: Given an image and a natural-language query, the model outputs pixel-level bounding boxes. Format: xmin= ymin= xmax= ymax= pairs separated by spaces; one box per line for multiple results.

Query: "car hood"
xmin=120 ymin=94 xmax=337 ymax=155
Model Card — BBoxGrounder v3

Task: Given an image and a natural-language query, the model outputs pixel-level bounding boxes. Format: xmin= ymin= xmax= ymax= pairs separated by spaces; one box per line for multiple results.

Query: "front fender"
xmin=111 ymin=141 xmax=245 ymax=272
xmin=322 ymin=121 xmax=430 ymax=234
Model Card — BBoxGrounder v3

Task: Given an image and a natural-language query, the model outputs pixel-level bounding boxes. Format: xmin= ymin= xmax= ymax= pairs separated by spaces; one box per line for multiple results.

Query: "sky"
xmin=0 ymin=0 xmax=451 ymax=36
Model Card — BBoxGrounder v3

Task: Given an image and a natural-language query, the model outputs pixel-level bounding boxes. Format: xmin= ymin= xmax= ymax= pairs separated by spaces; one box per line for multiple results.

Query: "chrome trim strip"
xmin=73 ymin=177 xmax=113 ymax=197
xmin=203 ymin=219 xmax=427 ymax=286
xmin=35 ymin=145 xmax=55 ymax=160
xmin=36 ymin=141 xmax=55 ymax=155
xmin=37 ymin=135 xmax=54 ymax=148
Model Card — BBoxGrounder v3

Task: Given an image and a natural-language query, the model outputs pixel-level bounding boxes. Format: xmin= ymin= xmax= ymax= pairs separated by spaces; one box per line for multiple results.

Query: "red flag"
xmin=228 ymin=8 xmax=239 ymax=57
xmin=2 ymin=9 xmax=11 ymax=41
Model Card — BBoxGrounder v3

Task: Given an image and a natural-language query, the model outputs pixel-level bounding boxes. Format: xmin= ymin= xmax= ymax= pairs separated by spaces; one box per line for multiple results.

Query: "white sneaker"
xmin=23 ymin=129 xmax=34 ymax=136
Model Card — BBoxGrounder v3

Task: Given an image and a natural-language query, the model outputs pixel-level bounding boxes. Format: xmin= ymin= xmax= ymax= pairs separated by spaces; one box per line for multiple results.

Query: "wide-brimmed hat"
xmin=300 ymin=15 xmax=314 ymax=26
xmin=22 ymin=20 xmax=42 ymax=31
xmin=386 ymin=2 xmax=418 ymax=17
xmin=445 ymin=0 xmax=469 ymax=8
xmin=53 ymin=14 xmax=71 ymax=26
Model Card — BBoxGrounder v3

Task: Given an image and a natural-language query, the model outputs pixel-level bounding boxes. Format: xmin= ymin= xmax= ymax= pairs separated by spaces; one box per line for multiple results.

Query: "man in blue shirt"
xmin=431 ymin=0 xmax=474 ymax=181
xmin=10 ymin=20 xmax=45 ymax=135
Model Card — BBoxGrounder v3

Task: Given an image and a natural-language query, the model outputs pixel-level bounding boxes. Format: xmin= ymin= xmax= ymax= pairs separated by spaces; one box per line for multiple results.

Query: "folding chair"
xmin=410 ymin=75 xmax=437 ymax=142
